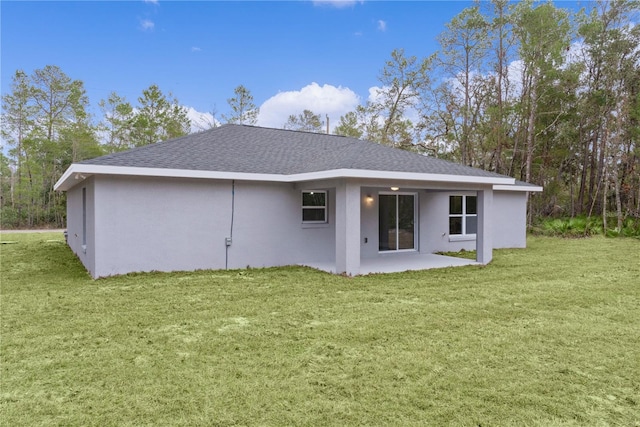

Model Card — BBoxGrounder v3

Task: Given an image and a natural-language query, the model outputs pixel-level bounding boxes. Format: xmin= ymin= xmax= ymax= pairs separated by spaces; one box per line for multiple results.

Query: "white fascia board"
xmin=295 ymin=169 xmax=515 ymax=185
xmin=54 ymin=164 xmax=291 ymax=191
xmin=55 ymin=164 xmax=515 ymax=191
xmin=493 ymin=184 xmax=543 ymax=192
xmin=54 ymin=166 xmax=77 ymax=191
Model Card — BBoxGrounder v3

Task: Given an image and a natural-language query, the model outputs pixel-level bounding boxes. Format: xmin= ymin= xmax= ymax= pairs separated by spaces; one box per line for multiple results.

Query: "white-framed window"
xmin=449 ymin=195 xmax=477 ymax=236
xmin=302 ymin=190 xmax=327 ymax=223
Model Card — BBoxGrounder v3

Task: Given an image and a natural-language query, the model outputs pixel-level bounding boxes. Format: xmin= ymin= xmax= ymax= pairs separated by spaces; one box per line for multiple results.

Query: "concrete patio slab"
xmin=302 ymin=252 xmax=478 ymax=275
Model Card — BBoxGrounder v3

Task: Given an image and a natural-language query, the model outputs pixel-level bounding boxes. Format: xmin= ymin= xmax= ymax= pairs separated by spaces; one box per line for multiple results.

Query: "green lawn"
xmin=1 ymin=233 xmax=639 ymax=426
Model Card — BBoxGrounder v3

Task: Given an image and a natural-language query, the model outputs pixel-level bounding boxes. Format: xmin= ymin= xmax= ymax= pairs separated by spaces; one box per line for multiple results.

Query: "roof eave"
xmin=297 ymin=168 xmax=514 ymax=185
xmin=54 ymin=164 xmax=83 ymax=191
xmin=493 ymin=184 xmax=543 ymax=192
xmin=54 ymin=164 xmax=515 ymax=191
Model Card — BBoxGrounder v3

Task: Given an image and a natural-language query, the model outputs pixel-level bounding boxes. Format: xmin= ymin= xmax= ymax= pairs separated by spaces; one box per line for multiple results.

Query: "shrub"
xmin=0 ymin=207 xmax=19 ymax=229
xmin=534 ymin=215 xmax=639 ymax=238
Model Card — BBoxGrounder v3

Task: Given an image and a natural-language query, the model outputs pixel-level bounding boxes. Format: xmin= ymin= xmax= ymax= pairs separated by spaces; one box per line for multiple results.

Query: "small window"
xmin=449 ymin=195 xmax=477 ymax=236
xmin=302 ymin=191 xmax=327 ymax=223
xmin=82 ymin=187 xmax=87 ymax=246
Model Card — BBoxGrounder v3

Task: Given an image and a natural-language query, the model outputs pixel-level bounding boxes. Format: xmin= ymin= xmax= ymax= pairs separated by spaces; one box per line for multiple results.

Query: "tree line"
xmin=1 ymin=68 xmax=192 ymax=228
xmin=1 ymin=0 xmax=639 ymax=230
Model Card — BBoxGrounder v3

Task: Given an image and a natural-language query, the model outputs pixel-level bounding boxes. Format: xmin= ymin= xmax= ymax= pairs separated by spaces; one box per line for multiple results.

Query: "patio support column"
xmin=476 ymin=188 xmax=493 ymax=264
xmin=335 ymin=180 xmax=360 ymax=275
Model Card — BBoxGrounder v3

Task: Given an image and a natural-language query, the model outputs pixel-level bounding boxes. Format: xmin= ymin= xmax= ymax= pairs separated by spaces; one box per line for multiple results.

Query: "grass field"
xmin=1 ymin=232 xmax=639 ymax=426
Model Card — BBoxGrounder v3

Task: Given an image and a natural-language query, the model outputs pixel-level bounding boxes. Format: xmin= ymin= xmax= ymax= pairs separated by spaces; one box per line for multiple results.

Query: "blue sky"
xmin=1 ymin=0 xmax=586 ymax=131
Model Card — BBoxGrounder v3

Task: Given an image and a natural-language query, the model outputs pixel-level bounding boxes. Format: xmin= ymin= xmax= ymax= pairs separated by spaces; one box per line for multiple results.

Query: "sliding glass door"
xmin=379 ymin=193 xmax=416 ymax=252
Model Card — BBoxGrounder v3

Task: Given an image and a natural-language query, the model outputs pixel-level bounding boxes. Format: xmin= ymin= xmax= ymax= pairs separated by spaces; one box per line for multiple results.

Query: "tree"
xmin=98 ymin=92 xmax=136 ymax=152
xmin=30 ymin=66 xmax=100 ymax=224
xmin=482 ymin=0 xmax=518 ymax=174
xmin=1 ymin=70 xmax=37 ymax=223
xmin=375 ymin=48 xmax=433 ymax=149
xmin=435 ymin=6 xmax=490 ymax=165
xmin=334 ymin=111 xmax=363 ymax=138
xmin=130 ymin=84 xmax=190 ymax=147
xmin=283 ymin=109 xmax=324 ymax=133
xmin=193 ymin=106 xmax=220 ymax=131
xmin=2 ymin=69 xmax=195 ymax=228
xmin=1 ymin=70 xmax=36 ymax=167
xmin=223 ymin=85 xmax=259 ymax=125
xmin=333 ymin=50 xmax=432 ymax=150
xmin=1 ymin=66 xmax=100 ymax=227
xmin=515 ymin=2 xmax=571 ymax=181
xmin=576 ymin=0 xmax=640 ymax=224
xmin=30 ymin=65 xmax=83 ymax=142
xmin=59 ymin=77 xmax=102 ymax=164
xmin=0 ymin=152 xmax=15 ymax=228
xmin=513 ymin=1 xmax=572 ymax=224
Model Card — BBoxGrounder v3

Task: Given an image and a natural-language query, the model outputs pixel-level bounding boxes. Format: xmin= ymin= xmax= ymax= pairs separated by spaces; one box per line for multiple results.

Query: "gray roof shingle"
xmin=81 ymin=124 xmax=509 ymax=179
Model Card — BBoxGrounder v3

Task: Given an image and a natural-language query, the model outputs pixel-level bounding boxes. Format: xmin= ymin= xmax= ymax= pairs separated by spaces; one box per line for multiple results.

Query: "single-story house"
xmin=54 ymin=124 xmax=542 ymax=278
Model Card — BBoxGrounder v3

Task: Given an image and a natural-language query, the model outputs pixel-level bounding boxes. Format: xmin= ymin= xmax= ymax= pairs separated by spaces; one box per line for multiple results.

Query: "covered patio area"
xmin=302 ymin=252 xmax=478 ymax=275
xmin=329 ymin=180 xmax=494 ymax=276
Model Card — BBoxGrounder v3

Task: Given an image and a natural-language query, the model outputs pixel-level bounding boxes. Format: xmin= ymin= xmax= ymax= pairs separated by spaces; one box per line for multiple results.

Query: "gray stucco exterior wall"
xmin=360 ymin=187 xmax=379 ymax=259
xmin=492 ymin=191 xmax=528 ymax=248
xmin=65 ymin=176 xmax=528 ymax=278
xmin=93 ymin=176 xmax=222 ymax=277
xmin=226 ymin=180 xmax=335 ymax=270
xmin=74 ymin=176 xmax=336 ymax=278
xmin=66 ymin=177 xmax=96 ymax=276
xmin=420 ymin=190 xmax=527 ymax=253
xmin=421 ymin=190 xmax=480 ymax=253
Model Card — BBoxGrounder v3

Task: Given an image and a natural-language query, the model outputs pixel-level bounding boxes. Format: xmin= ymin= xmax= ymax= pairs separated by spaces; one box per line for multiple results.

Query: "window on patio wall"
xmin=449 ymin=195 xmax=477 ymax=236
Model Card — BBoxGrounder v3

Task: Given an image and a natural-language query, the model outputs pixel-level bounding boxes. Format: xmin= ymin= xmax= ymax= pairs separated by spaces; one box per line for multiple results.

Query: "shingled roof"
xmin=54 ymin=124 xmax=544 ymax=192
xmin=80 ymin=124 xmax=507 ymax=179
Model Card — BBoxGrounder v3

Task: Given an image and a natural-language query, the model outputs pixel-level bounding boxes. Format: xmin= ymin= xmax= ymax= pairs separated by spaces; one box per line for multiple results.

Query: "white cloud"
xmin=185 ymin=107 xmax=218 ymax=133
xmin=191 ymin=46 xmax=202 ymax=52
xmin=367 ymin=85 xmax=384 ymax=104
xmin=257 ymin=82 xmax=361 ymax=131
xmin=377 ymin=20 xmax=387 ymax=32
xmin=140 ymin=19 xmax=155 ymax=31
xmin=312 ymin=0 xmax=363 ymax=8
xmin=143 ymin=0 xmax=158 ymax=4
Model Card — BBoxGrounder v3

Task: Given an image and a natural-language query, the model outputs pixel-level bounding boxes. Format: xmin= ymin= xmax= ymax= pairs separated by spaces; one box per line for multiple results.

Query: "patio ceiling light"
xmin=390 ymin=186 xmax=399 ymax=191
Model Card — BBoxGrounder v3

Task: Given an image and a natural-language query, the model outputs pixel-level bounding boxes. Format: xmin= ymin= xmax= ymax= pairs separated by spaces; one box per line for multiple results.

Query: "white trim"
xmin=379 ymin=248 xmax=419 ymax=254
xmin=378 ymin=190 xmax=417 ymax=196
xmin=494 ymin=184 xmax=543 ymax=192
xmin=301 ymin=223 xmax=330 ymax=229
xmin=55 ymin=164 xmax=516 ymax=191
xmin=297 ymin=169 xmax=514 ymax=185
xmin=449 ymin=234 xmax=476 ymax=242
xmin=54 ymin=165 xmax=290 ymax=191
